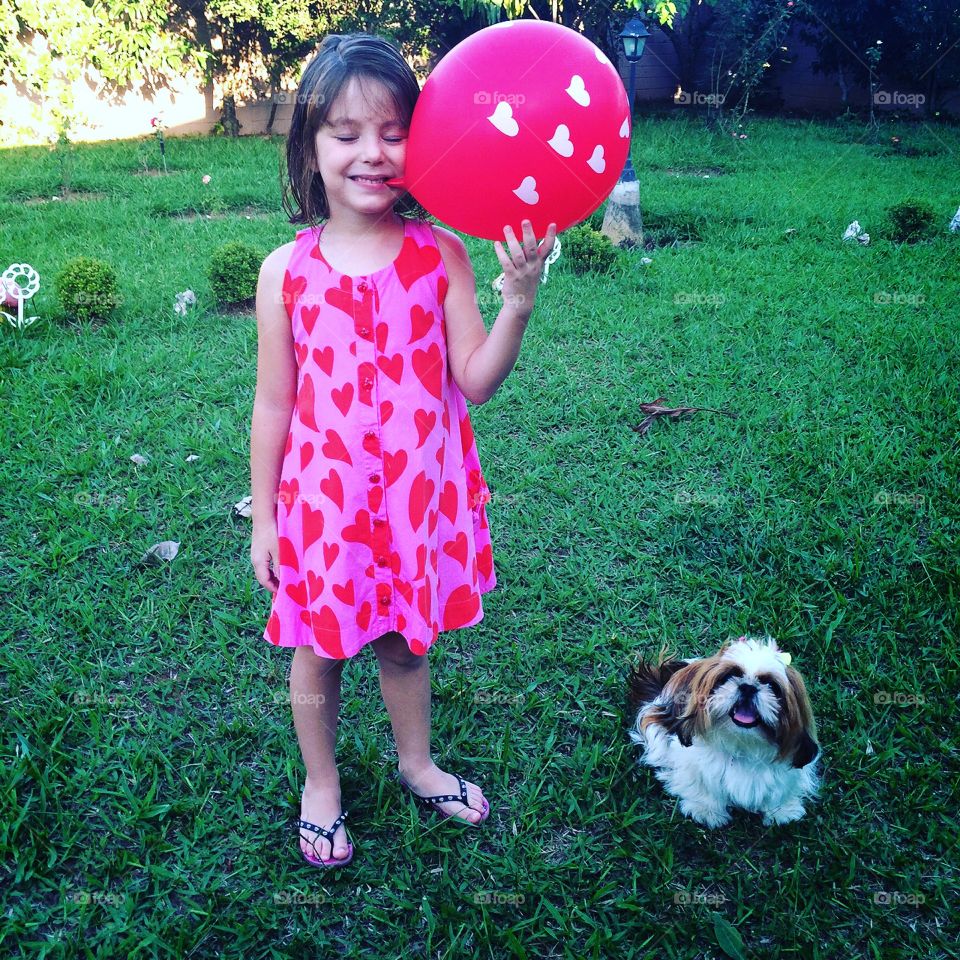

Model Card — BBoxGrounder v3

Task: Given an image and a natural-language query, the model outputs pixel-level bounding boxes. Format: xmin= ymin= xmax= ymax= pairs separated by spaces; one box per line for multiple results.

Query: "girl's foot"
xmin=299 ymin=776 xmax=351 ymax=861
xmin=397 ymin=761 xmax=488 ymax=824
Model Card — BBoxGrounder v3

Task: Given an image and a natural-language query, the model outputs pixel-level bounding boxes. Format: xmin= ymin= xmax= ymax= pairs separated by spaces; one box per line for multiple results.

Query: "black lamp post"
xmin=618 ymin=17 xmax=650 ymax=184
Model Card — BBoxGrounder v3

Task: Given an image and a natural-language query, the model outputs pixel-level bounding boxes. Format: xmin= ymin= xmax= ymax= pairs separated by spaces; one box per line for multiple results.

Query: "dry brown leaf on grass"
xmin=632 ymin=396 xmax=737 ymax=436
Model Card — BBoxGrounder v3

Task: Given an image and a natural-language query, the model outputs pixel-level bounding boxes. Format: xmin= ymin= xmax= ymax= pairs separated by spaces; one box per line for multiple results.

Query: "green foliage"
xmin=208 ymin=241 xmax=263 ymax=305
xmin=559 ymin=223 xmax=618 ymax=275
xmin=55 ymin=256 xmax=121 ymax=322
xmin=884 ymin=198 xmax=938 ymax=243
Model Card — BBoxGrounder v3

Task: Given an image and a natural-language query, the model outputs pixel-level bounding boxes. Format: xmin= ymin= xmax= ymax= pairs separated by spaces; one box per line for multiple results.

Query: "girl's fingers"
xmin=493 ymin=239 xmax=512 ymax=270
xmin=502 ymin=224 xmax=525 ymax=267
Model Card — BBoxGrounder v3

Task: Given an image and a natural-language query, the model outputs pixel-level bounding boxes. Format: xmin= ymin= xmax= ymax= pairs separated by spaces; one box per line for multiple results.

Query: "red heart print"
xmin=302 ymin=501 xmax=324 ymax=551
xmin=427 ymin=509 xmax=438 ymax=535
xmin=323 ymin=541 xmax=340 ymax=570
xmin=300 ymin=442 xmax=314 ymax=471
xmin=265 ymin=610 xmax=280 ymax=644
xmin=349 ymin=343 xmax=356 ymax=357
xmin=439 ymin=481 xmax=459 ymax=524
xmin=442 ymin=407 xmax=451 ymax=434
xmin=278 ymin=536 xmax=299 ymax=572
xmin=306 ymin=606 xmax=346 ymax=659
xmin=417 ymin=583 xmax=432 ymax=621
xmin=396 ymin=579 xmax=413 ymax=607
xmin=437 ymin=274 xmax=448 ymax=305
xmin=443 ymin=532 xmax=469 ymax=570
xmin=376 ymin=322 xmax=389 ymax=353
xmin=313 ymin=346 xmax=334 ymax=376
xmin=301 ymin=304 xmax=320 ymax=335
xmin=356 ymin=601 xmax=372 ymax=631
xmin=282 ymin=272 xmax=307 ymax=314
xmin=297 ymin=374 xmax=320 ymax=433
xmin=381 ymin=401 xmax=394 ymax=424
xmin=284 ymin=431 xmax=293 ymax=456
xmin=307 ymin=570 xmax=324 ymax=602
xmin=367 ymin=484 xmax=383 ymax=513
xmin=413 ymin=343 xmax=444 ymax=401
xmin=278 ymin=478 xmax=299 ymax=517
xmin=408 ymin=471 xmax=435 ymax=532
xmin=325 ymin=275 xmax=356 ymax=317
xmin=377 ymin=353 xmax=403 ymax=384
xmin=332 ymin=382 xmax=354 ymax=417
xmin=322 ymin=429 xmax=352 ymax=465
xmin=285 ymin=580 xmax=308 ymax=607
xmin=459 ymin=412 xmax=475 ymax=455
xmin=384 ymin=449 xmax=408 ymax=486
xmin=395 ymin=236 xmax=442 ymax=291
xmin=409 ymin=304 xmax=434 ymax=343
xmin=342 ymin=509 xmax=373 ymax=547
xmin=320 ymin=468 xmax=344 ymax=511
xmin=442 ymin=585 xmax=480 ymax=630
xmin=333 ymin=579 xmax=355 ymax=606
xmin=362 ymin=432 xmax=381 ymax=458
xmin=477 ymin=544 xmax=493 ymax=580
xmin=414 ymin=409 xmax=436 ymax=449
xmin=414 ymin=544 xmax=426 ymax=580
xmin=294 ymin=342 xmax=307 ymax=367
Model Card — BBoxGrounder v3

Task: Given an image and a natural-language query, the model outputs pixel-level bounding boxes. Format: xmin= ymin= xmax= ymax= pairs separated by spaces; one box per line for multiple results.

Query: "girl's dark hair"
xmin=282 ymin=33 xmax=426 ymax=228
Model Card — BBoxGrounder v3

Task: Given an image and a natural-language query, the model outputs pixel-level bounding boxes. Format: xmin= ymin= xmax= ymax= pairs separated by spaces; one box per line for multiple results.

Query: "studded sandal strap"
xmin=297 ymin=810 xmax=348 ymax=841
xmin=411 ymin=774 xmax=469 ymax=806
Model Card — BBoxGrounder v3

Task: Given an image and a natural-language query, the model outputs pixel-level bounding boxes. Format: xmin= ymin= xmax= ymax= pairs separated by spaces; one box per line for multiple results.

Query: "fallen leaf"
xmin=632 ymin=397 xmax=737 ymax=436
xmin=130 ymin=453 xmax=149 ymax=465
xmin=234 ymin=495 xmax=253 ymax=517
xmin=140 ymin=540 xmax=180 ymax=564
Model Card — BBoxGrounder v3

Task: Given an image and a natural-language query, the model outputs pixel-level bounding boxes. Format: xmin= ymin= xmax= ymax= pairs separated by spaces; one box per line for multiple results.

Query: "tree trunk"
xmin=222 ymin=93 xmax=241 ymax=137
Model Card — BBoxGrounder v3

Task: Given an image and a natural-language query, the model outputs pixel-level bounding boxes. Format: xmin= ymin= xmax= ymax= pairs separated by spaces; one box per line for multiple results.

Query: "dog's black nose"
xmin=738 ymin=684 xmax=758 ymax=697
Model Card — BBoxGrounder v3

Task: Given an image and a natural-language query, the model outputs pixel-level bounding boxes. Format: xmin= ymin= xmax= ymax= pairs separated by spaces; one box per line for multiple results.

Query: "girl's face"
xmin=313 ymin=77 xmax=408 ymax=219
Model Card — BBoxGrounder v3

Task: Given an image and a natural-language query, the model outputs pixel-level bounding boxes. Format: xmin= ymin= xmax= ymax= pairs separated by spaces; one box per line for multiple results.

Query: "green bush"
xmin=559 ymin=223 xmax=618 ymax=275
xmin=208 ymin=241 xmax=263 ymax=305
xmin=884 ymin=198 xmax=937 ymax=243
xmin=55 ymin=257 xmax=121 ymax=322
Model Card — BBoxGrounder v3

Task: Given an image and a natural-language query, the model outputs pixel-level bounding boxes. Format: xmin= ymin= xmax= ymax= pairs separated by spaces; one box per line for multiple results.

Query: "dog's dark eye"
xmin=712 ymin=667 xmax=743 ymax=691
xmin=758 ymin=673 xmax=783 ymax=699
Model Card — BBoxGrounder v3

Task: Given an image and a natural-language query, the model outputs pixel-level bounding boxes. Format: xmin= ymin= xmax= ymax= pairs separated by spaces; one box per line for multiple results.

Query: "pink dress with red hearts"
xmin=262 ymin=215 xmax=496 ymax=659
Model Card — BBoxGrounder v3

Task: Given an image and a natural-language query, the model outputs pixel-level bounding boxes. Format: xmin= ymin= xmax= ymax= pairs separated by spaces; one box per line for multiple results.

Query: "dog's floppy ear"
xmin=642 ymin=660 xmax=705 ymax=747
xmin=791 ymin=730 xmax=820 ymax=768
xmin=776 ymin=665 xmax=820 ymax=767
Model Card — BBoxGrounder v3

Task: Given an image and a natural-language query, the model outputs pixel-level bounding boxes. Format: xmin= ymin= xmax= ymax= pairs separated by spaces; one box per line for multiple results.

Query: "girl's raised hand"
xmin=493 ymin=219 xmax=558 ymax=320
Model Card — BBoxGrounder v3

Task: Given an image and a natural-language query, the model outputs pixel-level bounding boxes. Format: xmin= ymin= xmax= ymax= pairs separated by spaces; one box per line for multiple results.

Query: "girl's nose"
xmin=359 ymin=134 xmax=385 ymax=162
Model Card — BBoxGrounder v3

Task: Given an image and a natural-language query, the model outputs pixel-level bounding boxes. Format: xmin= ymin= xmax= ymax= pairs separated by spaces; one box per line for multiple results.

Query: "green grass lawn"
xmin=1 ymin=114 xmax=957 ymax=959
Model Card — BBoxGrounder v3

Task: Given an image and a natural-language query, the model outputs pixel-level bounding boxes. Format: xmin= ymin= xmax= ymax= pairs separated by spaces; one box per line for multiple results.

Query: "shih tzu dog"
xmin=627 ymin=636 xmax=820 ymax=828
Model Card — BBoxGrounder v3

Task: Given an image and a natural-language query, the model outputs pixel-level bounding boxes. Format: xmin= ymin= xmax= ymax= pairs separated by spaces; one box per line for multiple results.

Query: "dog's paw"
xmin=762 ymin=801 xmax=805 ymax=826
xmin=680 ymin=800 xmax=731 ymax=828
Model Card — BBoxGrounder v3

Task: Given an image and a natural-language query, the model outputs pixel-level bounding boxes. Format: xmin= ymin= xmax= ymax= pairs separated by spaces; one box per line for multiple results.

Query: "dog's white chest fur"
xmin=631 ymin=718 xmax=819 ymax=828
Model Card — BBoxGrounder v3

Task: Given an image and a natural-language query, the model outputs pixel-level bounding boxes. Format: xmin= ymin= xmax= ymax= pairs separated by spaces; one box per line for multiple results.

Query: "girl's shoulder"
xmin=260 ymin=239 xmax=297 ymax=280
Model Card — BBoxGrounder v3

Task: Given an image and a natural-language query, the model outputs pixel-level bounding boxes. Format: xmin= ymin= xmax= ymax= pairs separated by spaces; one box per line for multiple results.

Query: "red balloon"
xmin=401 ymin=21 xmax=631 ymax=240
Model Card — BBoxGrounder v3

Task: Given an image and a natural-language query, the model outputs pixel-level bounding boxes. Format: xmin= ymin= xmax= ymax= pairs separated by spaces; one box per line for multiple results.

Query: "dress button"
xmin=377 ymin=556 xmax=388 ymax=567
xmin=373 ymin=518 xmax=385 ymax=527
xmin=362 ymin=377 xmax=373 ymax=388
xmin=369 ymin=473 xmax=381 ymax=483
xmin=365 ymin=431 xmax=376 ymax=441
xmin=379 ymin=594 xmax=390 ymax=605
xmin=357 ymin=281 xmax=368 ymax=293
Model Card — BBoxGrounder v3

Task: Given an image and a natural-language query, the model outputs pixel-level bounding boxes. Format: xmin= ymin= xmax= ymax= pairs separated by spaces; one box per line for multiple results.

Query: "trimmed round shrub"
xmin=209 ymin=241 xmax=263 ymax=305
xmin=884 ymin=198 xmax=937 ymax=243
xmin=55 ymin=257 xmax=121 ymax=322
xmin=559 ymin=223 xmax=618 ymax=275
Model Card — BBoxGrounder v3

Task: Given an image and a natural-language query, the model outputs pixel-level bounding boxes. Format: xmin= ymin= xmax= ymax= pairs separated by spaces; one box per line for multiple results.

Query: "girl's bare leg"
xmin=371 ymin=631 xmax=488 ymax=823
xmin=290 ymin=645 xmax=351 ymax=859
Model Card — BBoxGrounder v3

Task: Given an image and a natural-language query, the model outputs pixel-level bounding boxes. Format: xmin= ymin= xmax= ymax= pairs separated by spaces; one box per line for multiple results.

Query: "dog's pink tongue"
xmin=734 ymin=706 xmax=758 ymax=724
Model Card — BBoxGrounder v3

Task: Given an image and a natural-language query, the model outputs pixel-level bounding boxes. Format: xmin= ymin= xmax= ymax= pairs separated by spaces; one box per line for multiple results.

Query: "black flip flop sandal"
xmin=397 ymin=771 xmax=490 ymax=825
xmin=296 ymin=811 xmax=354 ymax=868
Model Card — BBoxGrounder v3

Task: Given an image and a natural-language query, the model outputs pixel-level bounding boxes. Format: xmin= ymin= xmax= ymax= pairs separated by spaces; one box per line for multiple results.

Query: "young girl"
xmin=249 ymin=32 xmax=557 ymax=868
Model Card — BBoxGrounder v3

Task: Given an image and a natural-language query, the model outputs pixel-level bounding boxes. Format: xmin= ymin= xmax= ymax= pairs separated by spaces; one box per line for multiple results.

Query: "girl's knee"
xmin=373 ymin=632 xmax=423 ymax=669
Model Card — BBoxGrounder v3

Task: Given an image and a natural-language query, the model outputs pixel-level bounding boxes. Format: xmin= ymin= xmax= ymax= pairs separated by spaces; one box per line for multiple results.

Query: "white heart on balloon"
xmin=594 ymin=48 xmax=612 ymax=66
xmin=547 ymin=124 xmax=574 ymax=157
xmin=565 ymin=75 xmax=590 ymax=107
xmin=620 ymin=117 xmax=630 ymax=138
xmin=487 ymin=101 xmax=519 ymax=137
xmin=513 ymin=176 xmax=540 ymax=205
xmin=587 ymin=145 xmax=605 ymax=174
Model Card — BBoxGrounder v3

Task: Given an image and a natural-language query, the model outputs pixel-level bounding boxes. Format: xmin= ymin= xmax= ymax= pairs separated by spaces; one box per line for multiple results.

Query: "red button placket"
xmin=355 ymin=278 xmax=393 ymax=620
